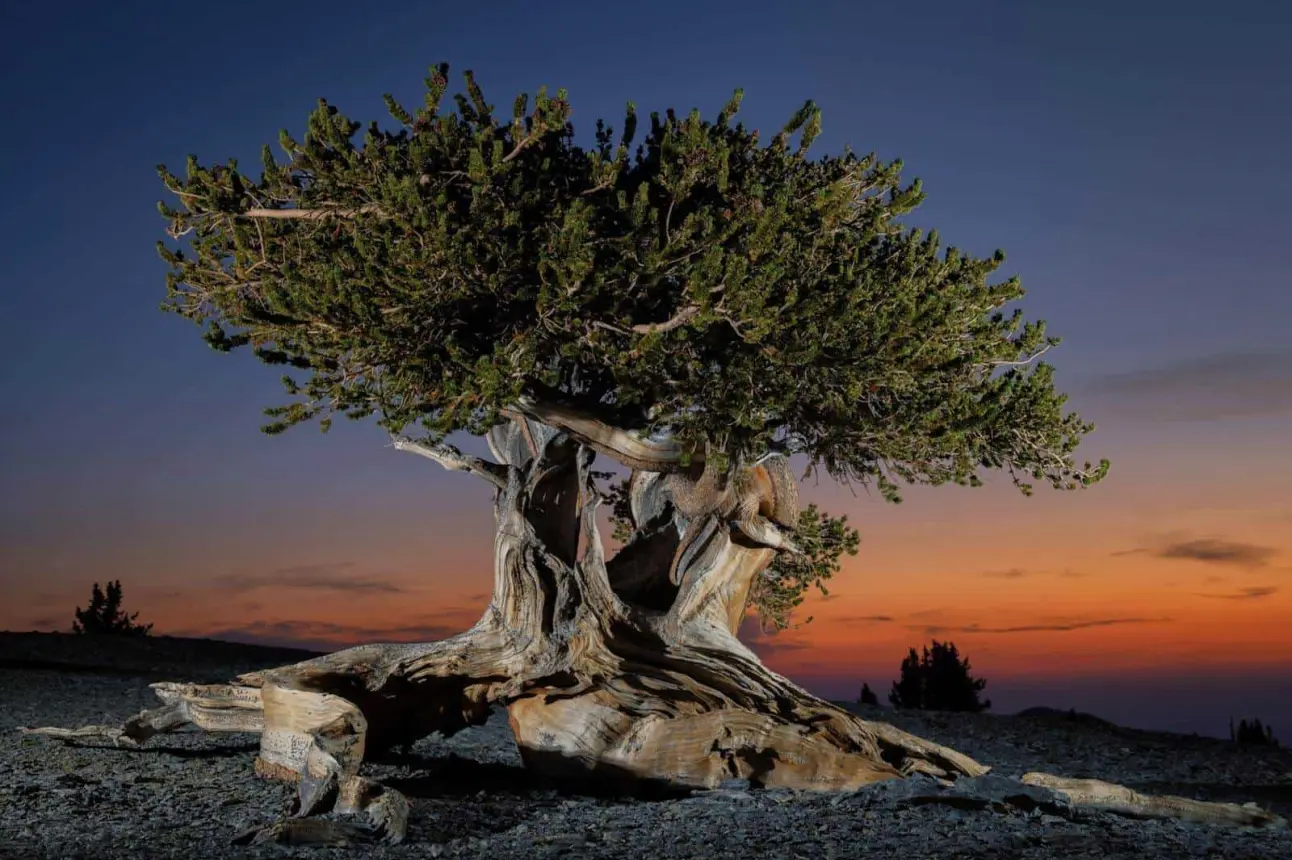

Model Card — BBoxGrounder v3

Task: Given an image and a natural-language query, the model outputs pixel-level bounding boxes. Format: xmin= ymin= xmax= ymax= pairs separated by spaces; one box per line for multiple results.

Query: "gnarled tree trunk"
xmin=21 ymin=411 xmax=1286 ymax=843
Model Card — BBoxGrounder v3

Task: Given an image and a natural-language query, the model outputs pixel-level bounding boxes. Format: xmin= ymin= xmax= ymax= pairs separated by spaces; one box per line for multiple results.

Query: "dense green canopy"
xmin=158 ymin=63 xmax=1107 ymax=500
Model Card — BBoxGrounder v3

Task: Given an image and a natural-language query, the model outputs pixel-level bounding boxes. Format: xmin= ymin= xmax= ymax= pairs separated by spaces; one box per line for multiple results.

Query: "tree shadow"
xmin=116 ymin=741 xmax=261 ymax=759
xmin=378 ymin=752 xmax=688 ymax=846
xmin=378 ymin=753 xmax=548 ymax=798
xmin=379 ymin=750 xmax=690 ymax=802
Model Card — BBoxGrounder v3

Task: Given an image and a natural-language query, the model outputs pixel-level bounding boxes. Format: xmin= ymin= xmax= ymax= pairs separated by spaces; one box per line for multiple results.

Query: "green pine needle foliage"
xmin=747 ymin=503 xmax=860 ymax=632
xmin=155 ymin=64 xmax=1109 ymax=628
xmin=156 ymin=62 xmax=1107 ymax=499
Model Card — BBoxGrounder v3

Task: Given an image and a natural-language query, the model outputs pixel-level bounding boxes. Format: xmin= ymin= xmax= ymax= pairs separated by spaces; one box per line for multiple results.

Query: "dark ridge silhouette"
xmin=0 ymin=631 xmax=323 ymax=680
xmin=1016 ymin=706 xmax=1115 ymax=729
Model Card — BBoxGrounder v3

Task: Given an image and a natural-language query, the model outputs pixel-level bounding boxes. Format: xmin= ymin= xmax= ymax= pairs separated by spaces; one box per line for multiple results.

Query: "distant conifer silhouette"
xmin=72 ymin=580 xmax=153 ymax=636
xmin=889 ymin=640 xmax=990 ymax=712
xmin=1230 ymin=717 xmax=1279 ymax=747
xmin=858 ymin=682 xmax=879 ymax=706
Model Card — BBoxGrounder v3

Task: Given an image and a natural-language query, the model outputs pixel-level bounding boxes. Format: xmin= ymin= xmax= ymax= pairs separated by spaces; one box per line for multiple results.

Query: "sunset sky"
xmin=2 ymin=0 xmax=1289 ymax=739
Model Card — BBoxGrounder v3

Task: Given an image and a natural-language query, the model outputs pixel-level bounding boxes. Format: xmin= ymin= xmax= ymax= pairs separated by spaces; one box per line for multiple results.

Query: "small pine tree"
xmin=858 ymin=683 xmax=879 ymax=707
xmin=1231 ymin=717 xmax=1279 ymax=747
xmin=889 ymin=640 xmax=990 ymax=712
xmin=72 ymin=580 xmax=153 ymax=636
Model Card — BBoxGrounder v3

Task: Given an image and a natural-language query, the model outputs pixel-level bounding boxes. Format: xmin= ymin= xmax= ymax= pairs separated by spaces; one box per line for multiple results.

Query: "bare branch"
xmin=240 ymin=204 xmax=385 ymax=221
xmin=389 ymin=435 xmax=508 ymax=489
xmin=731 ymin=516 xmax=802 ymax=555
xmin=632 ymin=305 xmax=701 ymax=334
xmin=510 ymin=396 xmax=700 ymax=472
xmin=591 ymin=320 xmax=631 ymax=336
xmin=986 ymin=341 xmax=1055 ymax=368
xmin=501 ymin=139 xmax=534 ymax=163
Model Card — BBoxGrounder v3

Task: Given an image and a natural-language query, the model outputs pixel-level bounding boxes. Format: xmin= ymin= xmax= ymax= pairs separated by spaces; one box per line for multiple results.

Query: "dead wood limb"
xmin=1022 ymin=772 xmax=1287 ymax=828
xmin=510 ymin=395 xmax=699 ymax=472
xmin=630 ymin=304 xmax=702 ymax=334
xmin=250 ymin=680 xmax=410 ymax=843
xmin=19 ymin=681 xmax=264 ymax=747
xmin=389 ymin=434 xmax=509 ymax=489
xmin=240 ymin=204 xmax=385 ymax=221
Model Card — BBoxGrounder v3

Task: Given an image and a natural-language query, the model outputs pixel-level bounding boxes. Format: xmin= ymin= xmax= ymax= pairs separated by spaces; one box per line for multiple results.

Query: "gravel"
xmin=2 ymin=638 xmax=1291 ymax=859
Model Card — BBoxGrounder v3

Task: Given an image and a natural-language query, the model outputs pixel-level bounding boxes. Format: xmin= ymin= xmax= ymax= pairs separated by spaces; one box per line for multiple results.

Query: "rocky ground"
xmin=2 ymin=633 xmax=1290 ymax=859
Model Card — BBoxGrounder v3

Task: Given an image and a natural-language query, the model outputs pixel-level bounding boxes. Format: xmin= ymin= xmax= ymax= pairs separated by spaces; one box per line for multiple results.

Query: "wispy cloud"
xmin=1195 ymin=586 xmax=1279 ymax=601
xmin=981 ymin=568 xmax=1032 ymax=579
xmin=906 ymin=607 xmax=949 ymax=620
xmin=1085 ymin=351 xmax=1292 ymax=421
xmin=213 ymin=561 xmax=407 ymax=595
xmin=30 ymin=585 xmax=185 ymax=608
xmin=979 ymin=567 xmax=1086 ymax=579
xmin=736 ymin=617 xmax=814 ymax=658
xmin=833 ymin=614 xmax=895 ymax=623
xmin=1156 ymin=539 xmax=1277 ymax=568
xmin=1112 ymin=537 xmax=1280 ymax=568
xmin=192 ymin=610 xmax=476 ymax=651
xmin=911 ymin=617 xmax=1173 ymax=635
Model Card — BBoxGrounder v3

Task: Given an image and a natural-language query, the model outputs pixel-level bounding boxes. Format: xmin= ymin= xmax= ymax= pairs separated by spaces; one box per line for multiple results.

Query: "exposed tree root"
xmin=20 ymin=681 xmax=264 ymax=747
xmin=1021 ymin=773 xmax=1286 ymax=828
xmin=21 ymin=674 xmax=1286 ymax=840
xmin=19 ymin=418 xmax=1288 ymax=840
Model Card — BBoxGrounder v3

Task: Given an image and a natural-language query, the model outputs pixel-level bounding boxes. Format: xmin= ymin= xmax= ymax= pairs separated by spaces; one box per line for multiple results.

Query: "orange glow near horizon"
xmin=8 ymin=463 xmax=1290 ymax=691
xmin=7 ymin=404 xmax=1292 ymax=702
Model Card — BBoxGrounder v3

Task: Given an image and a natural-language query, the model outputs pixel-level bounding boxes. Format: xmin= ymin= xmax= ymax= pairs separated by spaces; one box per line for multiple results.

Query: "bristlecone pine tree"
xmin=72 ymin=580 xmax=153 ymax=637
xmin=25 ymin=65 xmax=1284 ymax=842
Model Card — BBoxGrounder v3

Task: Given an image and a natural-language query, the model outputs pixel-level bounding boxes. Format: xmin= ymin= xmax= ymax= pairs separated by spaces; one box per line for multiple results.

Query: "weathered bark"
xmin=21 ymin=414 xmax=1288 ymax=842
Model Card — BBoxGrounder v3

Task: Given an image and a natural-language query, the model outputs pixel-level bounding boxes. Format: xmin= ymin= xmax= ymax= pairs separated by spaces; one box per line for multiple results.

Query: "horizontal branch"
xmin=632 ymin=305 xmax=701 ymax=334
xmin=240 ymin=204 xmax=385 ymax=221
xmin=510 ymin=396 xmax=699 ymax=473
xmin=389 ymin=435 xmax=509 ymax=489
xmin=592 ymin=284 xmax=727 ymax=338
xmin=731 ymin=517 xmax=802 ymax=554
xmin=985 ymin=341 xmax=1055 ymax=368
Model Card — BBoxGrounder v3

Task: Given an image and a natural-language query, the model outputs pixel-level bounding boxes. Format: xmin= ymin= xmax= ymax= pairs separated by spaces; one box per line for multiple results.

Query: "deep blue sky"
xmin=2 ymin=0 xmax=1290 ymax=736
